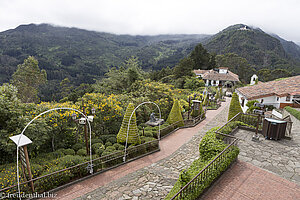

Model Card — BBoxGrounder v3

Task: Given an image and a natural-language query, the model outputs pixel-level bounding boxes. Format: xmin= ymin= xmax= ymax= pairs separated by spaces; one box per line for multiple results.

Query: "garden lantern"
xmin=192 ymin=100 xmax=201 ymax=111
xmin=10 ymin=134 xmax=35 ymax=192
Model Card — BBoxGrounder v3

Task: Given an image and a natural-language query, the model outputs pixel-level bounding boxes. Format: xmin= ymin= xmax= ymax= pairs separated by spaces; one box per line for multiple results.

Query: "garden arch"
xmin=123 ymin=102 xmax=162 ymax=162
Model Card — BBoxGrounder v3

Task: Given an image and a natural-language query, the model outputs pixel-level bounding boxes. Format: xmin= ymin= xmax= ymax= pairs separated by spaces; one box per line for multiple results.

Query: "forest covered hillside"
xmin=0 ymin=23 xmax=208 ymax=85
xmin=204 ymin=24 xmax=300 ymax=74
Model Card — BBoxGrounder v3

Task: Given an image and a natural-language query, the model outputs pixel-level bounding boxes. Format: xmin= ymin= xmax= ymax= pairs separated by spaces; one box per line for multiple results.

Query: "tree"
xmin=183 ymin=77 xmax=205 ymax=90
xmin=189 ymin=43 xmax=212 ymax=70
xmin=257 ymin=68 xmax=291 ymax=82
xmin=173 ymin=57 xmax=194 ymax=79
xmin=228 ymin=92 xmax=243 ymax=121
xmin=167 ymin=99 xmax=184 ymax=127
xmin=216 ymin=53 xmax=255 ymax=83
xmin=11 ymin=56 xmax=47 ymax=103
xmin=117 ymin=103 xmax=141 ymax=145
xmin=93 ymin=57 xmax=144 ymax=94
xmin=59 ymin=78 xmax=73 ymax=102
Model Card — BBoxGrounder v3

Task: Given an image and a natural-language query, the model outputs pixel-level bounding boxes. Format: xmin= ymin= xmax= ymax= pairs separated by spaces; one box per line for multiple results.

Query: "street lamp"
xmin=72 ymin=107 xmax=96 ymax=155
xmin=253 ymin=103 xmax=265 ymax=141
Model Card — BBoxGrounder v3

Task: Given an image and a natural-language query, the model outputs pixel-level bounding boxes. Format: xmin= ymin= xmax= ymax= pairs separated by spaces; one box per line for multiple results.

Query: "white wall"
xmin=219 ymin=69 xmax=228 ymax=74
xmin=250 ymin=74 xmax=258 ymax=85
xmin=235 ymin=90 xmax=248 ymax=113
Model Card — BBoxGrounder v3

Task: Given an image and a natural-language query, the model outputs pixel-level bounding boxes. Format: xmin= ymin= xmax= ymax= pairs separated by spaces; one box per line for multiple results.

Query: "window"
xmin=260 ymin=99 xmax=264 ymax=103
xmin=277 ymin=97 xmax=279 ymax=101
xmin=241 ymin=98 xmax=245 ymax=107
xmin=286 ymin=95 xmax=291 ymax=101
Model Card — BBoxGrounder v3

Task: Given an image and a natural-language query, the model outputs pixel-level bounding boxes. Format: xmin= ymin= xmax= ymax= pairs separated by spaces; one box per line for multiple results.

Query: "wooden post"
xmin=22 ymin=145 xmax=35 ymax=192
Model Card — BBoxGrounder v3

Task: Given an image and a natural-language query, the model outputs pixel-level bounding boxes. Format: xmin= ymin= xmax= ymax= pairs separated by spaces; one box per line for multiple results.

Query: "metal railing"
xmin=0 ymin=140 xmax=159 ymax=196
xmin=170 ymin=135 xmax=238 ymax=200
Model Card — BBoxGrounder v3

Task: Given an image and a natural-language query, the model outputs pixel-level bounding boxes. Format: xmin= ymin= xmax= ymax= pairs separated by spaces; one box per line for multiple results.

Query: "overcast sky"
xmin=1 ymin=0 xmax=300 ymax=43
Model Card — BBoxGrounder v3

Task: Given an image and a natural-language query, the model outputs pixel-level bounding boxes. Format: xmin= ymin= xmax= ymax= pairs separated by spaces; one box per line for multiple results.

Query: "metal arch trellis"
xmin=15 ymin=107 xmax=93 ymax=200
xmin=123 ymin=101 xmax=162 ymax=162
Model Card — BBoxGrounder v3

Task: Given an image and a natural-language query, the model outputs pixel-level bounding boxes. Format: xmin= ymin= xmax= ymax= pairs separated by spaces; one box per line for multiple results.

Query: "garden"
xmin=0 ymin=80 xmax=225 ymax=197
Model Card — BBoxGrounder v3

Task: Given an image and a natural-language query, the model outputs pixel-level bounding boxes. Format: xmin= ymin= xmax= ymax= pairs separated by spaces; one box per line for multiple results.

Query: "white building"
xmin=236 ymin=75 xmax=300 ymax=113
xmin=250 ymin=74 xmax=258 ymax=86
xmin=193 ymin=67 xmax=240 ymax=87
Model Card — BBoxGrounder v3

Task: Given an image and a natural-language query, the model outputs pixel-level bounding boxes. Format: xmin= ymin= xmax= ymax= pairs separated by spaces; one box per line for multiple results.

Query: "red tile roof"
xmin=193 ymin=69 xmax=210 ymax=74
xmin=236 ymin=75 xmax=300 ymax=100
xmin=201 ymin=70 xmax=240 ymax=82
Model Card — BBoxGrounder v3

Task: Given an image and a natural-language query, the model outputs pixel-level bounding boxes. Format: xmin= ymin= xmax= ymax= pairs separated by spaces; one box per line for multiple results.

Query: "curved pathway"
xmin=50 ymin=99 xmax=231 ymax=200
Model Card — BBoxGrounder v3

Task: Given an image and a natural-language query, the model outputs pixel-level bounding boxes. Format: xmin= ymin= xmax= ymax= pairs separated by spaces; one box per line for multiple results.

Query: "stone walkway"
xmin=75 ymin=101 xmax=230 ymax=200
xmin=75 ymin=102 xmax=230 ymax=200
xmin=50 ymin=99 xmax=230 ymax=200
xmin=236 ymin=129 xmax=300 ymax=184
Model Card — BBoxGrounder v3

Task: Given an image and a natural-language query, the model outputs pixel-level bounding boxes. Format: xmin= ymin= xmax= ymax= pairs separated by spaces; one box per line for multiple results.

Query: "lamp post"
xmin=187 ymin=96 xmax=191 ymax=120
xmin=72 ymin=106 xmax=95 ymax=155
xmin=253 ymin=103 xmax=265 ymax=141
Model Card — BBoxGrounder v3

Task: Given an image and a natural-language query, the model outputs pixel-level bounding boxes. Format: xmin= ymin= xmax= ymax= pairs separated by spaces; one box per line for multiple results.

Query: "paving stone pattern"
xmin=76 ymin=102 xmax=230 ymax=200
xmin=237 ymin=128 xmax=300 ymax=184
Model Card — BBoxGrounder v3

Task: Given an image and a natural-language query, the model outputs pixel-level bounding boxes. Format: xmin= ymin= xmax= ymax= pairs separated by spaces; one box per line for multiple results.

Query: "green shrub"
xmin=77 ymin=149 xmax=87 ymax=156
xmin=99 ymin=135 xmax=116 ymax=143
xmin=144 ymin=130 xmax=154 ymax=137
xmin=167 ymin=99 xmax=184 ymax=127
xmin=96 ymin=148 xmax=104 ymax=156
xmin=107 ymin=137 xmax=117 ymax=144
xmin=165 ymin=126 xmax=239 ymax=200
xmin=58 ymin=155 xmax=86 ymax=168
xmin=53 ymin=149 xmax=65 ymax=157
xmin=92 ymin=143 xmax=105 ymax=154
xmin=199 ymin=127 xmax=227 ymax=162
xmin=31 ymin=163 xmax=43 ymax=177
xmin=35 ymin=165 xmax=72 ymax=191
xmin=101 ymin=150 xmax=123 ymax=168
xmin=141 ymin=136 xmax=156 ymax=144
xmin=63 ymin=148 xmax=76 ymax=155
xmin=72 ymin=143 xmax=85 ymax=152
xmin=228 ymin=92 xmax=243 ymax=121
xmin=179 ymin=170 xmax=191 ymax=187
xmin=285 ymin=106 xmax=300 ymax=120
xmin=105 ymin=142 xmax=112 ymax=148
xmin=117 ymin=103 xmax=141 ymax=145
xmin=105 ymin=146 xmax=116 ymax=152
xmin=113 ymin=143 xmax=124 ymax=150
xmin=91 ymin=138 xmax=103 ymax=145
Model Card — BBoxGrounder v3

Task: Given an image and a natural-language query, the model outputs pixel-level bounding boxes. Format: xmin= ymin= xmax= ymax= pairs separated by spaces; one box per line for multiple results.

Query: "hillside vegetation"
xmin=204 ymin=24 xmax=300 ymax=74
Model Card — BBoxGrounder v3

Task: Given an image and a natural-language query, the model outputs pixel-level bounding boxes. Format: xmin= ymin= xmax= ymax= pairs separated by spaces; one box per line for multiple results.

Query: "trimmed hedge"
xmin=165 ymin=127 xmax=239 ymax=200
xmin=285 ymin=106 xmax=300 ymax=120
xmin=228 ymin=92 xmax=243 ymax=121
xmin=117 ymin=103 xmax=141 ymax=145
xmin=167 ymin=99 xmax=184 ymax=127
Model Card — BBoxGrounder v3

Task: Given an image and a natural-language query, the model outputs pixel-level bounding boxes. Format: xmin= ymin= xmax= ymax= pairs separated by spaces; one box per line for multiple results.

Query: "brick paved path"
xmin=51 ymin=99 xmax=230 ymax=200
xmin=199 ymin=160 xmax=300 ymax=200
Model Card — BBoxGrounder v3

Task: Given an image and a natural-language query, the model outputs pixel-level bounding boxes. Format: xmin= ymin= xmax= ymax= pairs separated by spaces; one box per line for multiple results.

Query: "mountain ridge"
xmin=203 ymin=24 xmax=300 ymax=73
